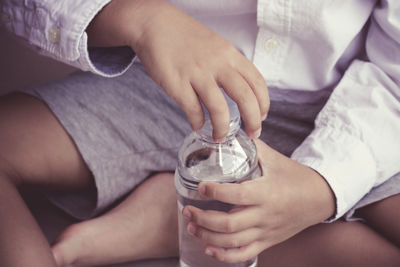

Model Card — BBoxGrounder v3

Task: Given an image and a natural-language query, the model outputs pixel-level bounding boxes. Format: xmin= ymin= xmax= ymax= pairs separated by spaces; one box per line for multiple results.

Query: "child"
xmin=1 ymin=0 xmax=400 ymax=266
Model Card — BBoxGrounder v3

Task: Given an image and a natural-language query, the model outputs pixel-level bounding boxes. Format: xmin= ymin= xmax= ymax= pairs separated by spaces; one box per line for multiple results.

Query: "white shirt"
xmin=2 ymin=0 xmax=400 ymax=220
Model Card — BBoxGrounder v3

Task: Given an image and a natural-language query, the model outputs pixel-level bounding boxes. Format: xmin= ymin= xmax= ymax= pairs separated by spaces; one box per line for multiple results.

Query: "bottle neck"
xmin=196 ymin=116 xmax=241 ymax=143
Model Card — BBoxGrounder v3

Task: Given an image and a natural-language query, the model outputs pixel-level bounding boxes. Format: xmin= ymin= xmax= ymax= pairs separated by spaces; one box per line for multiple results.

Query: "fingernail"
xmin=253 ymin=128 xmax=261 ymax=139
xmin=187 ymin=223 xmax=196 ymax=235
xmin=198 ymin=184 xmax=206 ymax=195
xmin=262 ymin=113 xmax=267 ymax=120
xmin=205 ymin=248 xmax=214 ymax=256
xmin=183 ymin=208 xmax=191 ymax=220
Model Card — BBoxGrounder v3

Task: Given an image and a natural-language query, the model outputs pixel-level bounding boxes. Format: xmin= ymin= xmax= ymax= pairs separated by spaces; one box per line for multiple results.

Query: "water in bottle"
xmin=174 ymin=96 xmax=262 ymax=267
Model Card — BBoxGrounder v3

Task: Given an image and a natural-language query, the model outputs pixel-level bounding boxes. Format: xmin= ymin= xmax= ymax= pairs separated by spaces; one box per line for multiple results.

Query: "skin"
xmin=182 ymin=139 xmax=335 ymax=263
xmin=1 ymin=0 xmax=399 ymax=266
xmin=83 ymin=0 xmax=400 ymax=264
xmin=85 ymin=2 xmax=336 ymax=261
xmin=86 ymin=0 xmax=269 ymax=141
xmin=0 ymin=94 xmax=399 ymax=267
xmin=0 ymin=93 xmax=92 ymax=267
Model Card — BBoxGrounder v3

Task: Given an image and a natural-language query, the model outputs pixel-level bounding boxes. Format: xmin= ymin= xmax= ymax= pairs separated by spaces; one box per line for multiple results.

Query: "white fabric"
xmin=2 ymin=0 xmax=400 ymax=220
xmin=0 ymin=0 xmax=135 ymax=77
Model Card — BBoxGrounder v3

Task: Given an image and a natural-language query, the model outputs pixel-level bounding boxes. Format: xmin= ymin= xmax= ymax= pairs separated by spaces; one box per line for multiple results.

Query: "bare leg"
xmin=258 ymin=220 xmax=400 ymax=267
xmin=51 ymin=179 xmax=400 ymax=267
xmin=356 ymin=194 xmax=400 ymax=246
xmin=6 ymin=92 xmax=398 ymax=267
xmin=51 ymin=172 xmax=179 ymax=266
xmin=0 ymin=177 xmax=58 ymax=266
xmin=0 ymin=93 xmax=92 ymax=266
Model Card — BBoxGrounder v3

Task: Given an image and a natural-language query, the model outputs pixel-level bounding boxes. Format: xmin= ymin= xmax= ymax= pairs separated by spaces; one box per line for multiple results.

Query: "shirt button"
xmin=48 ymin=27 xmax=61 ymax=43
xmin=263 ymin=38 xmax=279 ymax=53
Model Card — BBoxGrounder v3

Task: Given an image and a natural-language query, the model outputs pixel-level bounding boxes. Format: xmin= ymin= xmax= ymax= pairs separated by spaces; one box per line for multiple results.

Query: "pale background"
xmin=0 ymin=27 xmax=178 ymax=267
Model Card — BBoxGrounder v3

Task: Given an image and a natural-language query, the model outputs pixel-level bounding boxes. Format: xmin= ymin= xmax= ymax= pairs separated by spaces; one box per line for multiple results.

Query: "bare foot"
xmin=51 ymin=173 xmax=179 ymax=266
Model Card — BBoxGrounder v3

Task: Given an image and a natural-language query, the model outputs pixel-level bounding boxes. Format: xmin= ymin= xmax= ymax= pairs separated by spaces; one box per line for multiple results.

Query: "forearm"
xmin=264 ymin=143 xmax=336 ymax=223
xmin=299 ymin=166 xmax=336 ymax=222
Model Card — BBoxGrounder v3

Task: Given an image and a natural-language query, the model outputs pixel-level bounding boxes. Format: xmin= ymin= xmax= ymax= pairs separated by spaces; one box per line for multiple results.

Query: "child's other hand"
xmin=182 ymin=139 xmax=336 ymax=263
xmin=129 ymin=0 xmax=269 ymax=141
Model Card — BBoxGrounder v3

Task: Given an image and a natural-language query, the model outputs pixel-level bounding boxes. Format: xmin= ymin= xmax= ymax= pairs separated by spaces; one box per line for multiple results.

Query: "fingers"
xmin=191 ymin=76 xmax=230 ymax=141
xmin=238 ymin=60 xmax=270 ymax=121
xmin=206 ymin=241 xmax=264 ymax=264
xmin=187 ymin=222 xmax=261 ymax=248
xmin=190 ymin=62 xmax=269 ymax=141
xmin=162 ymin=60 xmax=268 ymax=141
xmin=183 ymin=205 xmax=266 ymax=263
xmin=161 ymin=60 xmax=269 ymax=141
xmin=217 ymin=68 xmax=262 ymax=138
xmin=161 ymin=76 xmax=205 ymax=131
xmin=184 ymin=205 xmax=261 ymax=233
xmin=198 ymin=179 xmax=264 ymax=205
xmin=176 ymin=83 xmax=205 ymax=131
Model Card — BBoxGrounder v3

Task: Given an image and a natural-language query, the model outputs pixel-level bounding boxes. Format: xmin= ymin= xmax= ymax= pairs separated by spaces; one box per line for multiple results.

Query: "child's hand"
xmin=88 ymin=0 xmax=268 ymax=140
xmin=132 ymin=1 xmax=269 ymax=140
xmin=182 ymin=139 xmax=336 ymax=263
xmin=130 ymin=0 xmax=269 ymax=140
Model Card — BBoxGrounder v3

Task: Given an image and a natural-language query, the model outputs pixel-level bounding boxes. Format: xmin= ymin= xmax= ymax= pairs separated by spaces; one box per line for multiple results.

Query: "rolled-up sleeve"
xmin=291 ymin=0 xmax=400 ymax=221
xmin=1 ymin=0 xmax=136 ymax=77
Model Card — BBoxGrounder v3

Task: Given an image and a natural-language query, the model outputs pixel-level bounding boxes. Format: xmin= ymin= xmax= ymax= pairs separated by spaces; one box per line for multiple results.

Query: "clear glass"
xmin=175 ymin=118 xmax=261 ymax=267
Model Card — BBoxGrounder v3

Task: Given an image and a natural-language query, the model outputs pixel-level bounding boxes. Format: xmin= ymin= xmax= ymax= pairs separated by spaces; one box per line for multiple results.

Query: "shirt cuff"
xmin=77 ymin=31 xmax=136 ymax=77
xmin=1 ymin=0 xmax=136 ymax=77
xmin=291 ymin=125 xmax=377 ymax=221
